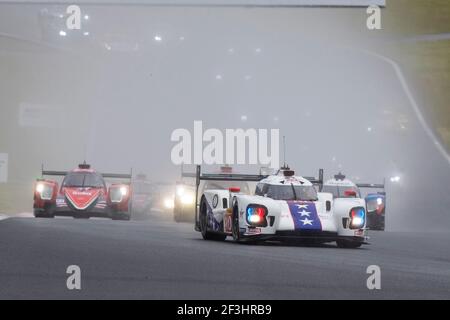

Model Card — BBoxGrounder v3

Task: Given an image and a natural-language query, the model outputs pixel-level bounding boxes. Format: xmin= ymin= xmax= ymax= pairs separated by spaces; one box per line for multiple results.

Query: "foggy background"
xmin=1 ymin=2 xmax=449 ymax=230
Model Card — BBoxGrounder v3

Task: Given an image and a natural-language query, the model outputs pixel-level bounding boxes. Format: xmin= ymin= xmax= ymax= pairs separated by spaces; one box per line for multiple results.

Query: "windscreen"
xmin=62 ymin=172 xmax=105 ymax=188
xmin=257 ymin=183 xmax=318 ymax=201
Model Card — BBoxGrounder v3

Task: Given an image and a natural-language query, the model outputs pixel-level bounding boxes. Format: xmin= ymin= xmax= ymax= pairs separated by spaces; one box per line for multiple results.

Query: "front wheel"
xmin=112 ymin=213 xmax=131 ymax=221
xmin=231 ymin=203 xmax=242 ymax=242
xmin=34 ymin=209 xmax=54 ymax=218
xmin=336 ymin=239 xmax=362 ymax=249
xmin=199 ymin=197 xmax=226 ymax=241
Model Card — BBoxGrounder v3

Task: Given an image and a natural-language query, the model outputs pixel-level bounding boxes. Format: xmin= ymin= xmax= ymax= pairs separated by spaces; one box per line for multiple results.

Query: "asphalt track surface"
xmin=0 ymin=214 xmax=449 ymax=299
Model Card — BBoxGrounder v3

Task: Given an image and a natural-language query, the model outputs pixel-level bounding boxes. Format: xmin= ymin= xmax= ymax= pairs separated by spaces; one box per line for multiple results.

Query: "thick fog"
xmin=0 ymin=3 xmax=449 ymax=230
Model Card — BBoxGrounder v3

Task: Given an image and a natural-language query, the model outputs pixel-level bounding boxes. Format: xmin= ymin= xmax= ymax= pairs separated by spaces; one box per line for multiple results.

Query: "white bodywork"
xmin=199 ymin=172 xmax=367 ymax=243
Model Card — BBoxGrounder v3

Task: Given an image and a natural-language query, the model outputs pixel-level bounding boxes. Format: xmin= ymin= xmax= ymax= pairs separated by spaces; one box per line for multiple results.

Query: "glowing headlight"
xmin=36 ymin=183 xmax=53 ymax=200
xmin=36 ymin=183 xmax=45 ymax=193
xmin=176 ymin=186 xmax=185 ymax=197
xmin=352 ymin=217 xmax=363 ymax=226
xmin=350 ymin=207 xmax=366 ymax=229
xmin=376 ymin=197 xmax=383 ymax=206
xmin=248 ymin=214 xmax=262 ymax=224
xmin=246 ymin=205 xmax=268 ymax=227
xmin=164 ymin=197 xmax=174 ymax=209
xmin=120 ymin=186 xmax=128 ymax=196
xmin=180 ymin=193 xmax=194 ymax=205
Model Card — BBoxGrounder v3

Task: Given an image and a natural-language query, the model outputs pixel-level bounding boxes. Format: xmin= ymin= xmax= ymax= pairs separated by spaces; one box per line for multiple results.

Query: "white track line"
xmin=355 ymin=48 xmax=450 ymax=167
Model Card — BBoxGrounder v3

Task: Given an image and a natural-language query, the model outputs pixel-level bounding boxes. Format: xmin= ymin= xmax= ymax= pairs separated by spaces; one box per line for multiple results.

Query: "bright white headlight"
xmin=120 ymin=186 xmax=128 ymax=196
xmin=36 ymin=183 xmax=45 ymax=193
xmin=36 ymin=183 xmax=53 ymax=200
xmin=376 ymin=198 xmax=383 ymax=205
xmin=352 ymin=217 xmax=363 ymax=227
xmin=164 ymin=197 xmax=174 ymax=209
xmin=176 ymin=186 xmax=185 ymax=197
xmin=181 ymin=193 xmax=194 ymax=205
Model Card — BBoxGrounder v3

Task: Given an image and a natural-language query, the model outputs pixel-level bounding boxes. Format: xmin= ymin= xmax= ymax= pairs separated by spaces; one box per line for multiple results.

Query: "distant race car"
xmin=151 ymin=182 xmax=176 ymax=214
xmin=365 ymin=192 xmax=386 ymax=231
xmin=33 ymin=162 xmax=132 ymax=220
xmin=131 ymin=174 xmax=154 ymax=219
xmin=322 ymin=173 xmax=386 ymax=231
xmin=173 ymin=166 xmax=254 ymax=223
xmin=194 ymin=165 xmax=369 ymax=248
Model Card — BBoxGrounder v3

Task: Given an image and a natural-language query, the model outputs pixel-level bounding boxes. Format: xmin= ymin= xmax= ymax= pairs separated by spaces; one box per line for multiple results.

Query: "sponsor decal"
xmin=246 ymin=227 xmax=261 ymax=235
xmin=56 ymin=198 xmax=67 ymax=208
xmin=224 ymin=215 xmax=232 ymax=233
xmin=287 ymin=201 xmax=322 ymax=231
xmin=65 ymin=188 xmax=100 ymax=210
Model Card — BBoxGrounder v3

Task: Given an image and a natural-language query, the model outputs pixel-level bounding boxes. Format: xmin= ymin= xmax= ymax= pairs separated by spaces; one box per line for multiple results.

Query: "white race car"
xmin=322 ymin=173 xmax=386 ymax=231
xmin=194 ymin=166 xmax=368 ymax=248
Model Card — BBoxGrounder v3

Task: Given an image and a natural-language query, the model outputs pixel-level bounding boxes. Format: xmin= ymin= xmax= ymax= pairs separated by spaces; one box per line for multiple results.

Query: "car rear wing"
xmin=192 ymin=165 xmax=268 ymax=230
xmin=41 ymin=165 xmax=133 ymax=181
xmin=303 ymin=168 xmax=324 ymax=191
xmin=356 ymin=180 xmax=386 ymax=195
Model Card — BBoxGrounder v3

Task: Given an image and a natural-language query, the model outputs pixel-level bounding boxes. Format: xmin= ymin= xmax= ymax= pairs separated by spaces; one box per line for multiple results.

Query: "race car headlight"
xmin=180 ymin=193 xmax=194 ymax=205
xmin=36 ymin=183 xmax=45 ymax=193
xmin=36 ymin=183 xmax=53 ymax=200
xmin=246 ymin=205 xmax=268 ymax=227
xmin=350 ymin=207 xmax=366 ymax=229
xmin=164 ymin=197 xmax=174 ymax=209
xmin=120 ymin=186 xmax=128 ymax=196
xmin=176 ymin=185 xmax=185 ymax=197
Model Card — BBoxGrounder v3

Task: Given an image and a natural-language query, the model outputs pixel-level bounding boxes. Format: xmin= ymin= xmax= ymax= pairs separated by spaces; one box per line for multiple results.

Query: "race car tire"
xmin=199 ymin=197 xmax=226 ymax=241
xmin=336 ymin=239 xmax=362 ymax=249
xmin=35 ymin=214 xmax=54 ymax=218
xmin=34 ymin=209 xmax=54 ymax=218
xmin=173 ymin=210 xmax=183 ymax=223
xmin=231 ymin=202 xmax=243 ymax=243
xmin=112 ymin=214 xmax=131 ymax=221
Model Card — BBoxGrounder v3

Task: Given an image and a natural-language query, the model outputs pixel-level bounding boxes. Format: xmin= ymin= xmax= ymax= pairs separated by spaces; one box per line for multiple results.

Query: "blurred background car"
xmin=365 ymin=192 xmax=386 ymax=231
xmin=173 ymin=166 xmax=256 ymax=223
xmin=131 ymin=173 xmax=154 ymax=220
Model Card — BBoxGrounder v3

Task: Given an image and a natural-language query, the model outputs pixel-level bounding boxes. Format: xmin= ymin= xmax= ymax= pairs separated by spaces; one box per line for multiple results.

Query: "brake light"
xmin=229 ymin=187 xmax=240 ymax=193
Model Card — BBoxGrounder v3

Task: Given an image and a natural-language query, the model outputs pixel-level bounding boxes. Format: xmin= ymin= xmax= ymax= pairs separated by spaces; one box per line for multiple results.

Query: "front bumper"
xmin=237 ymin=228 xmax=368 ymax=244
xmin=52 ymin=206 xmax=112 ymax=218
